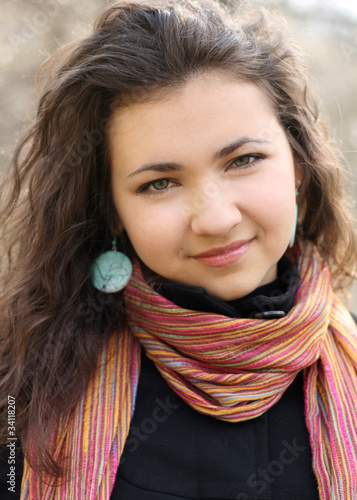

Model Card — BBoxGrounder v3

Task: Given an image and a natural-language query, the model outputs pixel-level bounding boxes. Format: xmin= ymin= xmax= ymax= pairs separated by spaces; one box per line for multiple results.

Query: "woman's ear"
xmin=108 ymin=208 xmax=125 ymax=237
xmin=116 ymin=220 xmax=124 ymax=233
xmin=294 ymin=155 xmax=304 ymax=189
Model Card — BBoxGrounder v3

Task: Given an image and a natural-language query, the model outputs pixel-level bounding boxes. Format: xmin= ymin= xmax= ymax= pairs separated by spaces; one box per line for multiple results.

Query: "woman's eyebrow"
xmin=213 ymin=136 xmax=271 ymax=160
xmin=127 ymin=163 xmax=183 ymax=179
xmin=126 ymin=136 xmax=270 ymax=179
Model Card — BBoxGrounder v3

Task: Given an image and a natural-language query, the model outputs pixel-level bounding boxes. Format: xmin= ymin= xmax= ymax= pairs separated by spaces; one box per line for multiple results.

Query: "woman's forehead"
xmin=109 ymin=73 xmax=276 ymax=138
xmin=108 ymin=74 xmax=288 ymax=178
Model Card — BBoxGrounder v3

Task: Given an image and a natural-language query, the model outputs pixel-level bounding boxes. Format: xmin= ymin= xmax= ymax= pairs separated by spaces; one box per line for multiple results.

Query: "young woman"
xmin=1 ymin=1 xmax=357 ymax=499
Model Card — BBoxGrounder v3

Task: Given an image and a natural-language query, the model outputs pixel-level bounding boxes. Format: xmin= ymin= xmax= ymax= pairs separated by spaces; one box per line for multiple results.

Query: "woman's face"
xmin=109 ymin=73 xmax=301 ymax=300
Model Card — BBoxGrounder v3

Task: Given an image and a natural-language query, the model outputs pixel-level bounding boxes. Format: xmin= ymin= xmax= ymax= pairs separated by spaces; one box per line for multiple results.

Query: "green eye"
xmin=137 ymin=178 xmax=175 ymax=195
xmin=233 ymin=156 xmax=251 ymax=167
xmin=152 ymin=179 xmax=170 ymax=190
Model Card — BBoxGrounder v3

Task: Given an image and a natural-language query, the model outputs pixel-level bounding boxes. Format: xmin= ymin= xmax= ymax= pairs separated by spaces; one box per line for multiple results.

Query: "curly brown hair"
xmin=0 ymin=0 xmax=356 ymax=477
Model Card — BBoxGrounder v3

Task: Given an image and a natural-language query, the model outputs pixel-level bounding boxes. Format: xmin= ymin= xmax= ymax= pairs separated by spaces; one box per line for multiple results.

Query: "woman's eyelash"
xmin=229 ymin=154 xmax=265 ymax=169
xmin=137 ymin=178 xmax=176 ymax=195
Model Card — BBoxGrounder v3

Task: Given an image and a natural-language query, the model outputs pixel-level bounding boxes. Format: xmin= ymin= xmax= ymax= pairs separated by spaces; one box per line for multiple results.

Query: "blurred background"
xmin=1 ymin=0 xmax=356 ymax=309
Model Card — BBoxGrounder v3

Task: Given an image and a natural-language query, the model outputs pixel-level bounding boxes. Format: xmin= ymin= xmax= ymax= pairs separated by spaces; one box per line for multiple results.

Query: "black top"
xmin=0 ymin=258 xmax=340 ymax=499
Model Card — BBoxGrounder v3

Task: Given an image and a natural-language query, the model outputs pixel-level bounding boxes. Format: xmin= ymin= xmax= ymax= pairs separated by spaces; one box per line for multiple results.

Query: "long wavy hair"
xmin=1 ymin=0 xmax=356 ymax=476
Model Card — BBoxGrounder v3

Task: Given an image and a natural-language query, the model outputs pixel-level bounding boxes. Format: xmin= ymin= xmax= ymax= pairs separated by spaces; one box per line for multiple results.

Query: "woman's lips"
xmin=193 ymin=239 xmax=252 ymax=267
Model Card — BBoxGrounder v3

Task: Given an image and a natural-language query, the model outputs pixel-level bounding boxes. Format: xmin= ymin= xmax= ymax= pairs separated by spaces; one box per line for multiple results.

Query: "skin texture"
xmin=109 ymin=73 xmax=301 ymax=301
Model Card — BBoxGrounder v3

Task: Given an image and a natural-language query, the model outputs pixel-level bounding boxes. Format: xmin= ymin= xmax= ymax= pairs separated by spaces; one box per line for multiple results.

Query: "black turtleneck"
xmin=111 ymin=258 xmax=320 ymax=499
xmin=156 ymin=257 xmax=299 ymax=319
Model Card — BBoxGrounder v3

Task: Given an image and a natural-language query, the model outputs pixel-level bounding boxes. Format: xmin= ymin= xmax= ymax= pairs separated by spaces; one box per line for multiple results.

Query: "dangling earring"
xmin=90 ymin=238 xmax=133 ymax=293
xmin=289 ymin=189 xmax=299 ymax=248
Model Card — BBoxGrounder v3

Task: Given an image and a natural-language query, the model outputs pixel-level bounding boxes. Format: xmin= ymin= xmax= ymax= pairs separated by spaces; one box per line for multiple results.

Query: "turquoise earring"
xmin=90 ymin=238 xmax=133 ymax=293
xmin=289 ymin=189 xmax=299 ymax=248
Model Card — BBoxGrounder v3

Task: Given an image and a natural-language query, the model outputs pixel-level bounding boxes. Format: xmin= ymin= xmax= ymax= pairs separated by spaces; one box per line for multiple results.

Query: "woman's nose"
xmin=188 ymin=183 xmax=242 ymax=237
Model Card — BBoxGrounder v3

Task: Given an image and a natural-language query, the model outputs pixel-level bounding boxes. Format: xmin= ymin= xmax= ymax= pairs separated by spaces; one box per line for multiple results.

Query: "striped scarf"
xmin=21 ymin=239 xmax=357 ymax=499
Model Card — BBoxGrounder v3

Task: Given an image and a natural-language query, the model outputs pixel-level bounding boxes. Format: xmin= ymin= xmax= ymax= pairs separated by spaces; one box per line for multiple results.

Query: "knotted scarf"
xmin=21 ymin=238 xmax=357 ymax=499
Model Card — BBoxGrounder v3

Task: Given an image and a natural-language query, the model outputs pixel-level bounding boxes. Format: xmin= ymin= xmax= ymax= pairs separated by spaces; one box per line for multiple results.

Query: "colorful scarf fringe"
xmin=21 ymin=239 xmax=357 ymax=499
